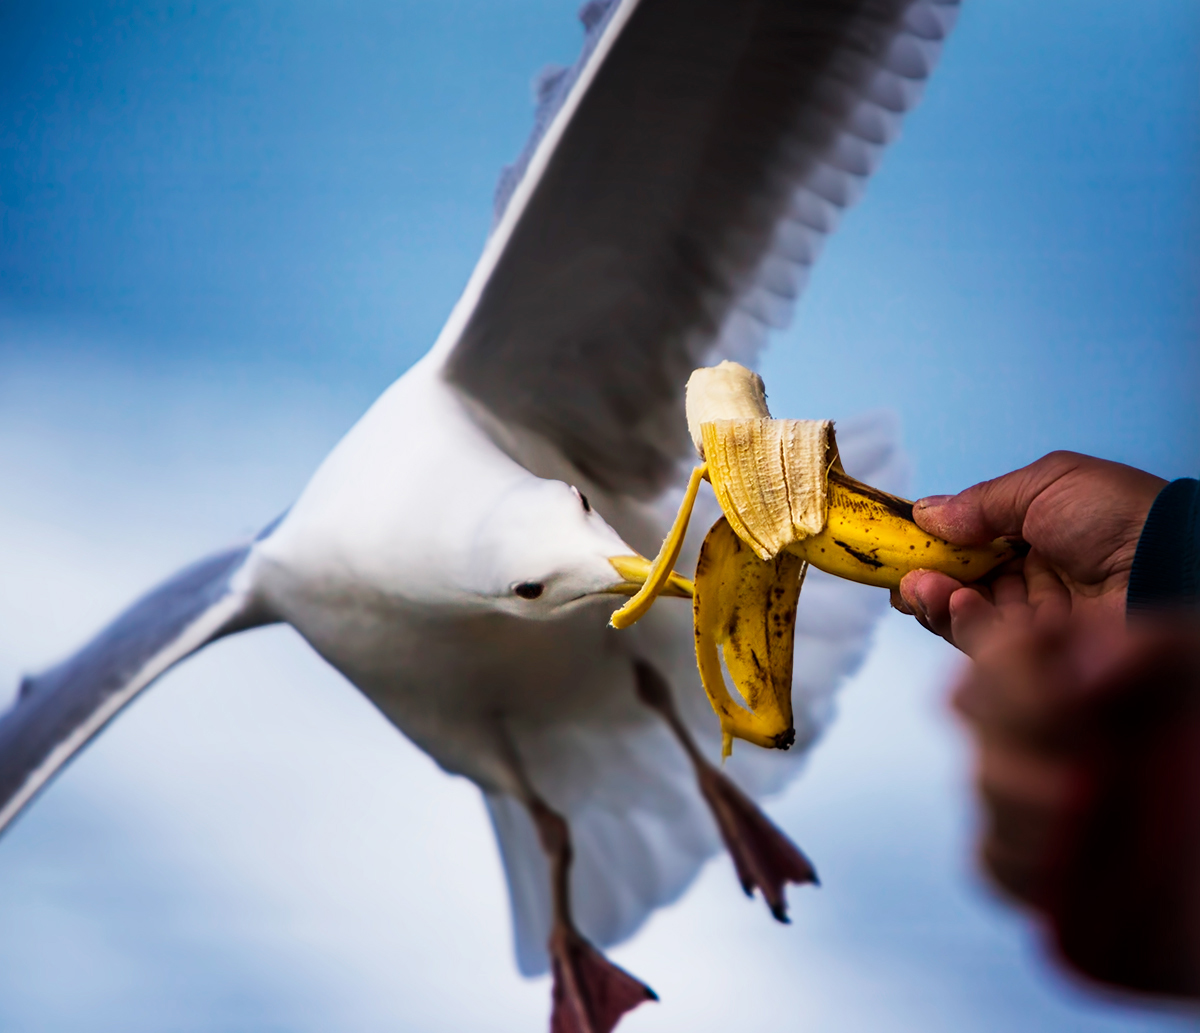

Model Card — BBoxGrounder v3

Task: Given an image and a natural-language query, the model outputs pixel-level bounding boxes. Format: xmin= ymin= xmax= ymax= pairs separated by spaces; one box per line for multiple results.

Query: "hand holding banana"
xmin=613 ymin=362 xmax=1016 ymax=756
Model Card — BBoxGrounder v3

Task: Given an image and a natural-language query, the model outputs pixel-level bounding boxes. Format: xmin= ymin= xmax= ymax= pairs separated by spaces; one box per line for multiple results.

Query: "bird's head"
xmin=468 ymin=477 xmax=691 ymax=620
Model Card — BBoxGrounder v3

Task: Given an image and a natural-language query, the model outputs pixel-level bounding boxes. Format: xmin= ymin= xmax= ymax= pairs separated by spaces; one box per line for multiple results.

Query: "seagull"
xmin=0 ymin=1 xmax=957 ymax=1029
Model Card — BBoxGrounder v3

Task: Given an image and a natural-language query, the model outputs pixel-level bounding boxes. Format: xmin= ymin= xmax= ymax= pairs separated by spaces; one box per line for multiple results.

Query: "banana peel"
xmin=612 ymin=361 xmax=1016 ymax=756
xmin=694 ymin=517 xmax=806 ymax=758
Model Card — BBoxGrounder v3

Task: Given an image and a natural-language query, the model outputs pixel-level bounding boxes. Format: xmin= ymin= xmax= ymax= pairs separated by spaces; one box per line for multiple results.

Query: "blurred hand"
xmin=893 ymin=452 xmax=1166 ymax=654
xmin=952 ymin=616 xmax=1200 ymax=999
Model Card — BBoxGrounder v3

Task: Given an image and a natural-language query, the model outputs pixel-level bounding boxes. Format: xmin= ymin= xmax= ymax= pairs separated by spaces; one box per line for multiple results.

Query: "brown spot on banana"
xmin=832 ymin=539 xmax=886 ymax=570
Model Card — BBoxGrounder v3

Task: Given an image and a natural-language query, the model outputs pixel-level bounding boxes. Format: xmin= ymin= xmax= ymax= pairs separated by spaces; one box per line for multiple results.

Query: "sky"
xmin=0 ymin=1 xmax=1197 ymax=1031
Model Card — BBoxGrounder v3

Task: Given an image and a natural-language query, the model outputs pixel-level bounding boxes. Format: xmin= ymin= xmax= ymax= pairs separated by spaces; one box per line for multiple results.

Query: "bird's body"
xmin=253 ymin=357 xmax=679 ymax=793
xmin=0 ymin=1 xmax=960 ymax=1027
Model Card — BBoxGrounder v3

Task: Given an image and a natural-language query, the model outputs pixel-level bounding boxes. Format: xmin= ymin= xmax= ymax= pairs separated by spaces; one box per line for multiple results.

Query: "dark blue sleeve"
xmin=1126 ymin=478 xmax=1200 ymax=615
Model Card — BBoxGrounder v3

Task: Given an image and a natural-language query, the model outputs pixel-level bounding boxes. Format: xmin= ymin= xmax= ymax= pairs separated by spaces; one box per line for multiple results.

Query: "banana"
xmin=786 ymin=467 xmax=1012 ymax=589
xmin=611 ymin=361 xmax=1016 ymax=755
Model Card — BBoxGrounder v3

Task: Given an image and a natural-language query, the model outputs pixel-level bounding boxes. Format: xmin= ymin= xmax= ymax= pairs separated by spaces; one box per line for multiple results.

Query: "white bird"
xmin=0 ymin=1 xmax=957 ymax=1029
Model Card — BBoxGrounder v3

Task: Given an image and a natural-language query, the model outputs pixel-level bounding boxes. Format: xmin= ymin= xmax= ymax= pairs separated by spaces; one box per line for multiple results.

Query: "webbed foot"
xmin=634 ymin=659 xmax=817 ymax=920
xmin=527 ymin=798 xmax=656 ymax=1033
xmin=549 ymin=924 xmax=657 ymax=1033
xmin=696 ymin=762 xmax=817 ymax=921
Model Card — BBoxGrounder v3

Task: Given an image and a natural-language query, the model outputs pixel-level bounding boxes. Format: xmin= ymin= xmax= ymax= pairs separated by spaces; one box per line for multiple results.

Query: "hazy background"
xmin=0 ymin=1 xmax=1197 ymax=1030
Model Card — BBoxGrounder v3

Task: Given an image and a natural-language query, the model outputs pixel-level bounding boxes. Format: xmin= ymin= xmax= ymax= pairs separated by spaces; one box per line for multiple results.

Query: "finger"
xmin=977 ymin=737 xmax=1078 ymax=814
xmin=949 ymin=586 xmax=1001 ymax=657
xmin=900 ymin=569 xmax=965 ymax=644
xmin=890 ymin=588 xmax=915 ymax=615
xmin=977 ymin=770 xmax=1068 ymax=908
xmin=991 ymin=572 xmax=1030 ymax=612
xmin=1023 ymin=550 xmax=1070 ymax=630
xmin=952 ymin=620 xmax=1078 ymax=737
xmin=959 ymin=693 xmax=1089 ymax=909
xmin=911 ymin=452 xmax=1088 ymax=544
xmin=980 ymin=829 xmax=1044 ymax=906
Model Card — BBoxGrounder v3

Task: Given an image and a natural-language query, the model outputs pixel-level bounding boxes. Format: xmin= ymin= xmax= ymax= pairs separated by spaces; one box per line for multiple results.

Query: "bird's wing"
xmin=438 ymin=0 xmax=958 ymax=499
xmin=0 ymin=545 xmax=275 ymax=836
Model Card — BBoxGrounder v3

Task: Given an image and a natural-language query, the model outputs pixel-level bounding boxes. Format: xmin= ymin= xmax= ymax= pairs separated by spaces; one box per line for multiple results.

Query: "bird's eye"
xmin=571 ymin=486 xmax=591 ymax=513
xmin=513 ymin=582 xmax=544 ymax=600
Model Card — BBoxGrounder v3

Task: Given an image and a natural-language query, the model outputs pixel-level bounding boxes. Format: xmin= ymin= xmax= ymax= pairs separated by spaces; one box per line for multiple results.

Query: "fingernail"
xmin=915 ymin=494 xmax=954 ymax=511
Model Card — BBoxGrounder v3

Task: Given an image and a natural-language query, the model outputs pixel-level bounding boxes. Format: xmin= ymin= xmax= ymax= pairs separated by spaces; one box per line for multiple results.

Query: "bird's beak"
xmin=606 ymin=555 xmax=693 ymax=598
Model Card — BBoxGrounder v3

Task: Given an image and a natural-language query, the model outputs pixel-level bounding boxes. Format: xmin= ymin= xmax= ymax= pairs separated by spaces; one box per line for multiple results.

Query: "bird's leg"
xmin=524 ymin=799 xmax=656 ymax=1033
xmin=491 ymin=718 xmax=655 ymax=1033
xmin=633 ymin=660 xmax=818 ymax=921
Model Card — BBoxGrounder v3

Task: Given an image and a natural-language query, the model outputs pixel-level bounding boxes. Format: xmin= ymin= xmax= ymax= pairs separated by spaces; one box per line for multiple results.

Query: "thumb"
xmin=912 ymin=452 xmax=1086 ymax=545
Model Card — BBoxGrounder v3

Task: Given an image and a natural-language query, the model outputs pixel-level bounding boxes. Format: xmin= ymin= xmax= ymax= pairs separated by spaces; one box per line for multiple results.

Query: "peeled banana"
xmin=612 ymin=361 xmax=1015 ymax=756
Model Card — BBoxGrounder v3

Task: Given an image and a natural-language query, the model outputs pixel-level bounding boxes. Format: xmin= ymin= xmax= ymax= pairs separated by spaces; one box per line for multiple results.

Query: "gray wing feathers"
xmin=447 ymin=0 xmax=958 ymax=499
xmin=491 ymin=0 xmax=623 ymax=227
xmin=0 ymin=545 xmax=271 ymax=835
xmin=713 ymin=0 xmax=957 ymax=363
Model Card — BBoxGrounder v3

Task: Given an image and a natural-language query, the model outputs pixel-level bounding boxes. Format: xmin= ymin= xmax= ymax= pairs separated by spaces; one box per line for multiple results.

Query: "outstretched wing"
xmin=0 ymin=545 xmax=274 ymax=835
xmin=440 ymin=0 xmax=958 ymax=499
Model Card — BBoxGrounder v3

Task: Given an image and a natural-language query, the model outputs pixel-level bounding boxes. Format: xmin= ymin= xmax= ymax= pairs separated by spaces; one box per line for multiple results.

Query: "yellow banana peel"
xmin=694 ymin=517 xmax=806 ymax=758
xmin=612 ymin=361 xmax=1015 ymax=755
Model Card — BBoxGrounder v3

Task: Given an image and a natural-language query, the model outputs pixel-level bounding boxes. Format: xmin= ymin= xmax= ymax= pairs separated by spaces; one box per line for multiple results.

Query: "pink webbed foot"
xmin=549 ymin=925 xmax=657 ymax=1033
xmin=633 ymin=660 xmax=817 ymax=922
xmin=696 ymin=763 xmax=817 ymax=921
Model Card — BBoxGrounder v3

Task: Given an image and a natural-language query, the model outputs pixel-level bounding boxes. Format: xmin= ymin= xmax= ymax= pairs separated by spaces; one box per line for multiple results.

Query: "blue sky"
xmin=0 ymin=2 xmax=1197 ymax=1031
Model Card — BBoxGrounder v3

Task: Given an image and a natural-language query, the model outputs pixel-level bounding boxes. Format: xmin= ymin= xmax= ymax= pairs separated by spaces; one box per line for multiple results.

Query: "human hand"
xmin=893 ymin=452 xmax=1166 ymax=654
xmin=952 ymin=615 xmax=1200 ymax=999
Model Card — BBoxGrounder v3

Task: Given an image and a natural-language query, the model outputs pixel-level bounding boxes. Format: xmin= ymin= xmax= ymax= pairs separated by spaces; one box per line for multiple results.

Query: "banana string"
xmin=610 ymin=463 xmax=707 ymax=629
